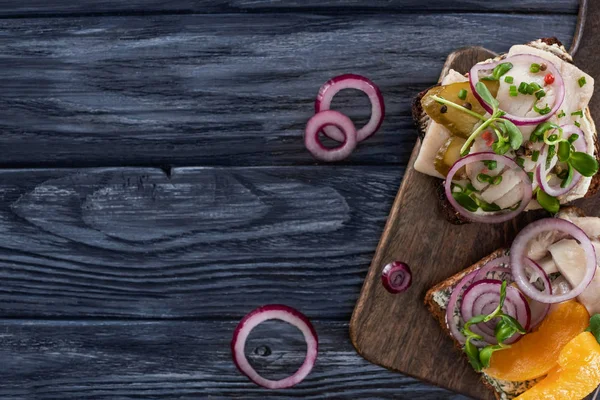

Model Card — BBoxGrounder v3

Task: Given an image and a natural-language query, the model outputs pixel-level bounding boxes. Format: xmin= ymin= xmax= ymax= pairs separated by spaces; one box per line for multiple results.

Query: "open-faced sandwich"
xmin=413 ymin=38 xmax=599 ymax=224
xmin=425 ymin=207 xmax=600 ymax=399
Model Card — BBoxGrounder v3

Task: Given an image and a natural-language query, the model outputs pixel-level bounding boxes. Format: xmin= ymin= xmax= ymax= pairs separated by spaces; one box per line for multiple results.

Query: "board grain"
xmin=0 ymin=0 xmax=578 ymax=16
xmin=0 ymin=319 xmax=470 ymax=400
xmin=0 ymin=13 xmax=575 ymax=168
xmin=349 ymin=1 xmax=600 ymax=399
xmin=0 ymin=166 xmax=399 ymax=318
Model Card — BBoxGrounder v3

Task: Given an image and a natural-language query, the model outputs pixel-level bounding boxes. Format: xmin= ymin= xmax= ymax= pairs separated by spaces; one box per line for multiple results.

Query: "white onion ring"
xmin=511 ymin=218 xmax=597 ymax=303
xmin=315 ymin=74 xmax=385 ymax=142
xmin=304 ymin=110 xmax=357 ymax=162
xmin=444 ymin=152 xmax=533 ymax=223
xmin=469 ymin=54 xmax=565 ymax=126
xmin=231 ymin=304 xmax=318 ymax=389
xmin=536 ymin=125 xmax=587 ymax=197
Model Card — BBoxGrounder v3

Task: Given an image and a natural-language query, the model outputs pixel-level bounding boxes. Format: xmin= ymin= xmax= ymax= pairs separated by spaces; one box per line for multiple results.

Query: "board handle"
xmin=572 ymin=0 xmax=599 ymax=121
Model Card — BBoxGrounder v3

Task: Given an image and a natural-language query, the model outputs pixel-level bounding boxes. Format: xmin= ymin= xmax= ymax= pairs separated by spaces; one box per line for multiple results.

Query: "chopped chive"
xmin=530 ymin=63 xmax=541 ymax=73
xmin=534 ymin=103 xmax=552 ymax=115
xmin=509 ymin=85 xmax=518 ymax=97
xmin=569 ymin=134 xmax=580 ymax=144
xmin=546 ymin=145 xmax=556 ymax=168
xmin=491 ymin=175 xmax=503 ymax=185
xmin=532 ymin=150 xmax=540 ymax=162
xmin=571 ymin=110 xmax=584 ymax=117
xmin=535 ymin=90 xmax=546 ymax=100
xmin=529 ymin=82 xmax=541 ymax=92
xmin=516 ymin=157 xmax=525 ymax=168
xmin=527 ymin=172 xmax=534 ymax=182
xmin=557 ymin=110 xmax=566 ymax=118
xmin=504 ymin=76 xmax=514 ymax=84
xmin=578 ymin=77 xmax=587 ymax=87
xmin=466 ymin=183 xmax=478 ymax=193
xmin=477 ymin=173 xmax=491 ymax=183
xmin=518 ymin=82 xmax=529 ymax=95
xmin=574 ymin=121 xmax=581 ymax=128
xmin=548 ymin=134 xmax=558 ymax=142
xmin=483 ymin=160 xmax=497 ymax=170
xmin=458 ymin=89 xmax=468 ymax=100
xmin=526 ymin=84 xmax=535 ymax=95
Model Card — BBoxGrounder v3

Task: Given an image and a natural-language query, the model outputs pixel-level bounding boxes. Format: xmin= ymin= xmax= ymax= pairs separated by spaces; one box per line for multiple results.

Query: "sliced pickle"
xmin=435 ymin=136 xmax=467 ymax=177
xmin=421 ymin=80 xmax=499 ymax=138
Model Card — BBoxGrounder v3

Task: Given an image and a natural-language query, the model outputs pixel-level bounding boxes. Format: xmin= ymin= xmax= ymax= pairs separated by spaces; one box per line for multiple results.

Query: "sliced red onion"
xmin=444 ymin=152 xmax=532 ymax=223
xmin=315 ymin=74 xmax=385 ymax=142
xmin=381 ymin=261 xmax=412 ymax=294
xmin=231 ymin=305 xmax=318 ymax=389
xmin=511 ymin=218 xmax=597 ymax=303
xmin=304 ymin=110 xmax=357 ymax=162
xmin=524 ymin=258 xmax=552 ymax=329
xmin=473 ymin=256 xmax=511 ymax=282
xmin=445 ymin=270 xmax=478 ymax=344
xmin=469 ymin=54 xmax=565 ymax=126
xmin=535 ymin=125 xmax=588 ymax=196
xmin=461 ymin=279 xmax=531 ymax=345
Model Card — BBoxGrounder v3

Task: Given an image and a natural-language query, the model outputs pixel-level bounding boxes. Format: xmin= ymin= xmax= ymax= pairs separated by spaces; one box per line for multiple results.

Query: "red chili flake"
xmin=482 ymin=131 xmax=494 ymax=147
xmin=544 ymin=73 xmax=555 ymax=85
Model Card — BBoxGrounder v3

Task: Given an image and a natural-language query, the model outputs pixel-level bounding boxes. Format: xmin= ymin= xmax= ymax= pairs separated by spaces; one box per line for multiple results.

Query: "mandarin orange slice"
xmin=484 ymin=300 xmax=589 ymax=382
xmin=515 ymin=331 xmax=600 ymax=400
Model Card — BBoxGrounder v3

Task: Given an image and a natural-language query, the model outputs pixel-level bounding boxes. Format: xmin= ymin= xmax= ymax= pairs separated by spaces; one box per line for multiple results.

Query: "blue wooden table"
xmin=0 ymin=1 xmax=580 ymax=398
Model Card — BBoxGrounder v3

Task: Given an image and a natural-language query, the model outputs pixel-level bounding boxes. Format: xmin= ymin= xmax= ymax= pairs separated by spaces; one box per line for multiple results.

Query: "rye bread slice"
xmin=424 ymin=206 xmax=585 ymax=399
xmin=412 ymin=38 xmax=600 ymax=225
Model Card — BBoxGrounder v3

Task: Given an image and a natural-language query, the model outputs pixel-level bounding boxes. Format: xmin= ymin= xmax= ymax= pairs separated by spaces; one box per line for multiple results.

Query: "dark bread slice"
xmin=424 ymin=206 xmax=585 ymax=399
xmin=412 ymin=38 xmax=600 ymax=224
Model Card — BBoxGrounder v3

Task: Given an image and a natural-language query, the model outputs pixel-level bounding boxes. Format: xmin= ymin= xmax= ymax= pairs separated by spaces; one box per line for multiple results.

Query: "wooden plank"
xmin=0 ymin=166 xmax=400 ymax=318
xmin=0 ymin=0 xmax=578 ymax=16
xmin=0 ymin=13 xmax=575 ymax=167
xmin=0 ymin=319 xmax=469 ymax=399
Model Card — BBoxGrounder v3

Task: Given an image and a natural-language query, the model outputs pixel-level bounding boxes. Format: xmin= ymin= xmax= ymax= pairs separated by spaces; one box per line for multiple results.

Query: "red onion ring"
xmin=231 ymin=305 xmax=318 ymax=389
xmin=524 ymin=258 xmax=552 ymax=329
xmin=511 ymin=218 xmax=597 ymax=303
xmin=315 ymin=74 xmax=385 ymax=142
xmin=304 ymin=110 xmax=357 ymax=162
xmin=381 ymin=261 xmax=412 ymax=294
xmin=444 ymin=152 xmax=533 ymax=223
xmin=461 ymin=279 xmax=531 ymax=345
xmin=473 ymin=256 xmax=511 ymax=282
xmin=445 ymin=270 xmax=478 ymax=344
xmin=469 ymin=54 xmax=565 ymax=126
xmin=536 ymin=125 xmax=587 ymax=197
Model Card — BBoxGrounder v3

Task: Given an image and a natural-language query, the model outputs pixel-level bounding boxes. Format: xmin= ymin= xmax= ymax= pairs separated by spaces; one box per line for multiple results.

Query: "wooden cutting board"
xmin=349 ymin=1 xmax=600 ymax=399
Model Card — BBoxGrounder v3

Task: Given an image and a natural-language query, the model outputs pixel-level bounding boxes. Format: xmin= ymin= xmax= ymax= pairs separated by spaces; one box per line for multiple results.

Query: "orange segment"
xmin=515 ymin=332 xmax=600 ymax=400
xmin=484 ymin=301 xmax=589 ymax=381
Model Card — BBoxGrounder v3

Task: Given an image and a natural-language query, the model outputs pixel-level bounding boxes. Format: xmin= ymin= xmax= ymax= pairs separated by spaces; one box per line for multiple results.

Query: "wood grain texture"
xmin=0 ymin=319 xmax=469 ymax=400
xmin=350 ymin=38 xmax=600 ymax=399
xmin=0 ymin=0 xmax=578 ymax=16
xmin=0 ymin=13 xmax=575 ymax=168
xmin=0 ymin=166 xmax=401 ymax=318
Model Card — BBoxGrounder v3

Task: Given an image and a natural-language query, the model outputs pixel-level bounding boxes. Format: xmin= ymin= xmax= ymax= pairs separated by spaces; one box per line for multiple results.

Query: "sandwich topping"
xmin=415 ymin=42 xmax=598 ymax=222
xmin=430 ymin=209 xmax=600 ymax=399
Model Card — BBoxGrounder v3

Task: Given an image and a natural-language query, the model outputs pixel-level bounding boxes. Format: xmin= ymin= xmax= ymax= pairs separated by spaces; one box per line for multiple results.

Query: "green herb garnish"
xmin=461 ymin=281 xmax=525 ymax=372
xmin=557 ymin=110 xmax=566 ymax=118
xmin=534 ymin=103 xmax=552 ymax=115
xmin=586 ymin=314 xmax=600 ymax=344
xmin=569 ymin=152 xmax=599 ymax=177
xmin=504 ymin=76 xmax=514 ymax=84
xmin=578 ymin=77 xmax=587 ymax=88
xmin=532 ymin=150 xmax=540 ymax=162
xmin=530 ymin=63 xmax=541 ymax=73
xmin=458 ymin=89 xmax=468 ymax=100
xmin=537 ymin=190 xmax=560 ymax=214
xmin=483 ymin=160 xmax=497 ymax=170
xmin=452 ymin=192 xmax=479 ymax=212
xmin=571 ymin=110 xmax=584 ymax=117
xmin=509 ymin=85 xmax=518 ymax=97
